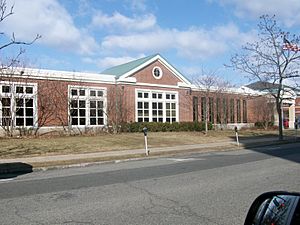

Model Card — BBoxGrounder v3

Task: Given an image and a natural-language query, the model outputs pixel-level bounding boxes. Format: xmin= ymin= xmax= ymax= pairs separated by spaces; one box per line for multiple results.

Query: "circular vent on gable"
xmin=152 ymin=66 xmax=163 ymax=79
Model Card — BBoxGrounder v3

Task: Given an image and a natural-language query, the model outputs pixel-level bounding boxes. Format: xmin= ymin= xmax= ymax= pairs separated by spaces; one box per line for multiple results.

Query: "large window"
xmin=193 ymin=96 xmax=198 ymax=122
xmin=201 ymin=97 xmax=206 ymax=122
xmin=230 ymin=99 xmax=235 ymax=123
xmin=69 ymin=86 xmax=106 ymax=126
xmin=243 ymin=100 xmax=247 ymax=123
xmin=237 ymin=99 xmax=241 ymax=123
xmin=0 ymin=83 xmax=37 ymax=127
xmin=209 ymin=97 xmax=214 ymax=122
xmin=136 ymin=90 xmax=178 ymax=123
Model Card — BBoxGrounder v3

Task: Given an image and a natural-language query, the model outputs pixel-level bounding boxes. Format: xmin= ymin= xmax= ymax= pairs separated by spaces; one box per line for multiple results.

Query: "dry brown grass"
xmin=0 ymin=129 xmax=294 ymax=159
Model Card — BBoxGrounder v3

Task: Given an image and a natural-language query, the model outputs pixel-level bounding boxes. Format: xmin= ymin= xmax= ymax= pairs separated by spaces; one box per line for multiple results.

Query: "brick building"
xmin=0 ymin=54 xmax=298 ymax=135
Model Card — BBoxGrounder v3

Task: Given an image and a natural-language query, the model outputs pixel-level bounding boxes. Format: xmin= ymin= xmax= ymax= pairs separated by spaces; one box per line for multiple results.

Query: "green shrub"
xmin=120 ymin=121 xmax=212 ymax=133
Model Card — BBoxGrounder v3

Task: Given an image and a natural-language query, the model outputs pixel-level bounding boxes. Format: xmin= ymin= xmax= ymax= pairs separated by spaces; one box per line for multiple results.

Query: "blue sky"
xmin=1 ymin=0 xmax=300 ymax=85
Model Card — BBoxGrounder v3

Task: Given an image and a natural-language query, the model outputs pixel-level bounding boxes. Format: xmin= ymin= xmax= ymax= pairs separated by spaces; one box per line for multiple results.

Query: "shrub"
xmin=120 ymin=121 xmax=212 ymax=133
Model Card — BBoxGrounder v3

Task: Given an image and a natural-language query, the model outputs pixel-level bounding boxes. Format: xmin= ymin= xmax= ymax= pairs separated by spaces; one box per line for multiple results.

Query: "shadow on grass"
xmin=0 ymin=162 xmax=33 ymax=179
xmin=230 ymin=133 xmax=300 ymax=164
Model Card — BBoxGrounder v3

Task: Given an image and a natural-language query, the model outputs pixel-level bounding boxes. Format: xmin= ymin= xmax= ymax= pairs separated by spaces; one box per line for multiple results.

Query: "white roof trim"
xmin=2 ymin=67 xmax=116 ymax=83
xmin=117 ymin=55 xmax=192 ymax=86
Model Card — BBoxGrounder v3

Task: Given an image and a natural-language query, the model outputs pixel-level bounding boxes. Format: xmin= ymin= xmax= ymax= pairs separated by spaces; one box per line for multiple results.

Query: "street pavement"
xmin=0 ymin=142 xmax=299 ymax=225
xmin=0 ymin=136 xmax=298 ymax=173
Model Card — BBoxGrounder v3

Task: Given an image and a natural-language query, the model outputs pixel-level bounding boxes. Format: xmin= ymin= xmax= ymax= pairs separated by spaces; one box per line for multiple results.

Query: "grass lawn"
xmin=0 ymin=129 xmax=294 ymax=159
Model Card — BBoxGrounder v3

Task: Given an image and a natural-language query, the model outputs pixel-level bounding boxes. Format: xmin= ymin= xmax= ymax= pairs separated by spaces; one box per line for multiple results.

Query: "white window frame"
xmin=135 ymin=89 xmax=179 ymax=123
xmin=0 ymin=82 xmax=38 ymax=128
xmin=68 ymin=85 xmax=107 ymax=127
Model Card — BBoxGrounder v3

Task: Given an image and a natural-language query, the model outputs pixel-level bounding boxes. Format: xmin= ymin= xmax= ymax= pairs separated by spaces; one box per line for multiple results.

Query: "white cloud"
xmin=92 ymin=12 xmax=156 ymax=32
xmin=1 ymin=0 xmax=99 ymax=55
xmin=219 ymin=0 xmax=300 ymax=27
xmin=101 ymin=24 xmax=255 ymax=60
xmin=83 ymin=54 xmax=146 ymax=69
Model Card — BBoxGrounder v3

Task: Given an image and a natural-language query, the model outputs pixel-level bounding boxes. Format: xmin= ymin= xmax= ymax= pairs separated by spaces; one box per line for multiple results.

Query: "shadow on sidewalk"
xmin=0 ymin=162 xmax=33 ymax=179
xmin=230 ymin=134 xmax=300 ymax=164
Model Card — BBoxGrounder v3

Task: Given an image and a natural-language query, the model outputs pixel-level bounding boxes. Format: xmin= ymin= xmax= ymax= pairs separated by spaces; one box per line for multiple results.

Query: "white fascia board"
xmin=118 ymin=55 xmax=192 ymax=86
xmin=117 ymin=77 xmax=137 ymax=83
xmin=3 ymin=67 xmax=116 ymax=84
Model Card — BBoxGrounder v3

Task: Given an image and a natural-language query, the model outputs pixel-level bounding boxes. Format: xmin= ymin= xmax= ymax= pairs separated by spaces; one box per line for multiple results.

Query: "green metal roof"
xmin=101 ymin=54 xmax=157 ymax=77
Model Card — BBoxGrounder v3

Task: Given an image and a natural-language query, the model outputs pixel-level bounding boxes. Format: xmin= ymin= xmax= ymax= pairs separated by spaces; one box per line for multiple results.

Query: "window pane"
xmin=171 ymin=94 xmax=176 ymax=100
xmin=153 ymin=118 xmax=157 ymax=122
xmin=98 ymin=109 xmax=103 ymax=116
xmin=152 ymin=102 xmax=157 ymax=109
xmin=158 ymin=94 xmax=162 ymax=99
xmin=26 ymin=118 xmax=33 ymax=126
xmin=16 ymin=108 xmax=24 ymax=116
xmin=90 ymin=118 xmax=96 ymax=125
xmin=71 ymin=100 xmax=78 ymax=108
xmin=26 ymin=87 xmax=33 ymax=94
xmin=97 ymin=101 xmax=103 ymax=109
xmin=152 ymin=93 xmax=157 ymax=98
xmin=158 ymin=118 xmax=163 ymax=122
xmin=158 ymin=110 xmax=163 ymax=116
xmin=79 ymin=118 xmax=86 ymax=125
xmin=26 ymin=108 xmax=33 ymax=116
xmin=166 ymin=111 xmax=170 ymax=116
xmin=144 ymin=118 xmax=149 ymax=122
xmin=138 ymin=92 xmax=142 ymax=98
xmin=172 ymin=111 xmax=176 ymax=117
xmin=171 ymin=103 xmax=176 ymax=109
xmin=2 ymin=118 xmax=11 ymax=126
xmin=166 ymin=118 xmax=170 ymax=122
xmin=2 ymin=98 xmax=10 ymax=106
xmin=144 ymin=102 xmax=149 ymax=109
xmin=166 ymin=103 xmax=170 ymax=109
xmin=138 ymin=110 xmax=143 ymax=116
xmin=16 ymin=98 xmax=23 ymax=107
xmin=72 ymin=118 xmax=78 ymax=125
xmin=90 ymin=90 xmax=96 ymax=96
xmin=16 ymin=86 xmax=23 ymax=93
xmin=98 ymin=118 xmax=104 ymax=125
xmin=90 ymin=101 xmax=96 ymax=108
xmin=79 ymin=100 xmax=85 ymax=108
xmin=166 ymin=94 xmax=170 ymax=99
xmin=2 ymin=86 xmax=10 ymax=93
xmin=26 ymin=99 xmax=33 ymax=107
xmin=90 ymin=109 xmax=96 ymax=116
xmin=16 ymin=118 xmax=24 ymax=126
xmin=79 ymin=109 xmax=85 ymax=116
xmin=79 ymin=89 xmax=85 ymax=96
xmin=138 ymin=102 xmax=143 ymax=108
xmin=144 ymin=93 xmax=148 ymax=98
xmin=71 ymin=89 xmax=77 ymax=96
xmin=70 ymin=109 xmax=78 ymax=116
xmin=144 ymin=110 xmax=149 ymax=116
xmin=3 ymin=108 xmax=10 ymax=116
xmin=97 ymin=91 xmax=103 ymax=97
xmin=158 ymin=103 xmax=163 ymax=109
xmin=152 ymin=110 xmax=157 ymax=116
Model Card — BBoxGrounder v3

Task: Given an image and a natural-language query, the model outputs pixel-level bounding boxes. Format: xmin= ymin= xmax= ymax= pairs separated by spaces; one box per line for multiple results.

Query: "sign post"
xmin=235 ymin=126 xmax=240 ymax=146
xmin=143 ymin=127 xmax=149 ymax=156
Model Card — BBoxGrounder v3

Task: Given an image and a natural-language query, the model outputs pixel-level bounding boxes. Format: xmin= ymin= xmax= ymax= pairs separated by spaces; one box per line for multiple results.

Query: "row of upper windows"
xmin=137 ymin=91 xmax=176 ymax=100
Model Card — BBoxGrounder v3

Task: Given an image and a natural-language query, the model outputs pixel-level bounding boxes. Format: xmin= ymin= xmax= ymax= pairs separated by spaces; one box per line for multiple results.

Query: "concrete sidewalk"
xmin=1 ymin=136 xmax=297 ymax=174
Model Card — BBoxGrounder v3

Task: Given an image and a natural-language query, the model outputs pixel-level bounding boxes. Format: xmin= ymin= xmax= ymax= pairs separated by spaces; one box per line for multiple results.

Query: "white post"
xmin=235 ymin=126 xmax=239 ymax=146
xmin=144 ymin=135 xmax=148 ymax=156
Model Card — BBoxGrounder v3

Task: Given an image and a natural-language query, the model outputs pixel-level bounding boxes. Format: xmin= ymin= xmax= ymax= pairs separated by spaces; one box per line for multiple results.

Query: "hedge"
xmin=120 ymin=122 xmax=212 ymax=133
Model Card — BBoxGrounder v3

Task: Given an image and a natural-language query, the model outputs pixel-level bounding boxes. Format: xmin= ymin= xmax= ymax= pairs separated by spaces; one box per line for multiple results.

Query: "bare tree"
xmin=193 ymin=70 xmax=231 ymax=134
xmin=229 ymin=15 xmax=300 ymax=140
xmin=0 ymin=0 xmax=40 ymax=136
xmin=106 ymin=84 xmax=132 ymax=134
xmin=252 ymin=96 xmax=275 ymax=129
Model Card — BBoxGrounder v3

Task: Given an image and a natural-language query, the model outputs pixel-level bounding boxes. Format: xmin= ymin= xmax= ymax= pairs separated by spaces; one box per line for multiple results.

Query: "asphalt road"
xmin=0 ymin=143 xmax=299 ymax=225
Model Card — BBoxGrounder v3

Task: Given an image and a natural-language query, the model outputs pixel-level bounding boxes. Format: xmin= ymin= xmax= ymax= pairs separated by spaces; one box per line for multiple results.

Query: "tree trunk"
xmin=276 ymin=100 xmax=283 ymax=140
